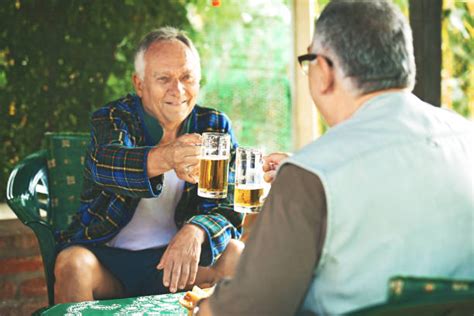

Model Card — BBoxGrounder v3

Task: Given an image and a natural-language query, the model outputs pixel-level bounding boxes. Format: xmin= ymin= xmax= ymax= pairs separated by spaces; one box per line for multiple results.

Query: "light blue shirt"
xmin=285 ymin=92 xmax=474 ymax=315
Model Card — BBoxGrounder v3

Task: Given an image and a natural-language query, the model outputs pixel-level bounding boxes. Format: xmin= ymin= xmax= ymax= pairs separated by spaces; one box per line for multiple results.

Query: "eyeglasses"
xmin=297 ymin=53 xmax=334 ymax=75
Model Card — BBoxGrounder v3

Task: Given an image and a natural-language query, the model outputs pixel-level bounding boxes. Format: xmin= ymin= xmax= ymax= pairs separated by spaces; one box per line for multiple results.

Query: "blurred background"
xmin=1 ymin=0 xmax=472 ymax=203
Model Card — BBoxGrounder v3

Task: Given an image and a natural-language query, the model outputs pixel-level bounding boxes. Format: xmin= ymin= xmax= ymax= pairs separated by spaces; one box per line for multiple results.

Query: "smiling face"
xmin=133 ymin=40 xmax=201 ymax=129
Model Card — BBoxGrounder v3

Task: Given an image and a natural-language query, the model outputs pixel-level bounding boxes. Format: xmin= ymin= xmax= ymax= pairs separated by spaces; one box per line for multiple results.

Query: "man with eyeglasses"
xmin=197 ymin=0 xmax=473 ymax=315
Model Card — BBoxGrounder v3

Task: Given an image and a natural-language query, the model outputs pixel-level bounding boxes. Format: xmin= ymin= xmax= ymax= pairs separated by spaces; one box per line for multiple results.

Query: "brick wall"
xmin=0 ymin=219 xmax=48 ymax=316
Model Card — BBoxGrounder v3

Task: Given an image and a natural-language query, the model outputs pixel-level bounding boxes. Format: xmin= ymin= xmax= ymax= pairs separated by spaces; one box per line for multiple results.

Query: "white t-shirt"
xmin=107 ymin=170 xmax=184 ymax=250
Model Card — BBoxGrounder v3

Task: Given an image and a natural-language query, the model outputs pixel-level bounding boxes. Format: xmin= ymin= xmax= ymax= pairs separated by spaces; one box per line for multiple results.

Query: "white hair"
xmin=134 ymin=26 xmax=201 ymax=80
xmin=134 ymin=50 xmax=146 ymax=81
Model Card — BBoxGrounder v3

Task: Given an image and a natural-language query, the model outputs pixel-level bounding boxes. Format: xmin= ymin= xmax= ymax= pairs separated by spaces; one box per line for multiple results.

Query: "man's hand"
xmin=148 ymin=133 xmax=202 ymax=183
xmin=262 ymin=152 xmax=291 ymax=183
xmin=157 ymin=224 xmax=206 ymax=293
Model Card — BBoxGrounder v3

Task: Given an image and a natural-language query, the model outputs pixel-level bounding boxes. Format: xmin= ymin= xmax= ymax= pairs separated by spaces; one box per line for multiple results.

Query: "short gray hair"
xmin=134 ymin=26 xmax=200 ymax=80
xmin=314 ymin=0 xmax=416 ymax=95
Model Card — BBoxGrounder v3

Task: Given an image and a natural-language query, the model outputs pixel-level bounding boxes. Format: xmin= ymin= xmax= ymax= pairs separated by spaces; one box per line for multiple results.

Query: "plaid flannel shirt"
xmin=57 ymin=94 xmax=244 ymax=265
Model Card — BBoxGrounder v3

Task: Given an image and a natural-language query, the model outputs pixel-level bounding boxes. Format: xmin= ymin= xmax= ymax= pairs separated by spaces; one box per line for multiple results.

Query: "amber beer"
xmin=234 ymin=185 xmax=264 ymax=213
xmin=198 ymin=132 xmax=231 ymax=199
xmin=198 ymin=157 xmax=229 ymax=198
xmin=234 ymin=147 xmax=265 ymax=213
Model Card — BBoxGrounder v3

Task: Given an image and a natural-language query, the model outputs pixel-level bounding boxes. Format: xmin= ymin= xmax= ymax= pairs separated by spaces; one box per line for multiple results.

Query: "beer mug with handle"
xmin=234 ymin=147 xmax=265 ymax=213
xmin=198 ymin=132 xmax=231 ymax=199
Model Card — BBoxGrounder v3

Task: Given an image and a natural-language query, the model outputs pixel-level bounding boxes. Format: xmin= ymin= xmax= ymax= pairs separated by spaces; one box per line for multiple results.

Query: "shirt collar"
xmin=133 ymin=94 xmax=195 ymax=145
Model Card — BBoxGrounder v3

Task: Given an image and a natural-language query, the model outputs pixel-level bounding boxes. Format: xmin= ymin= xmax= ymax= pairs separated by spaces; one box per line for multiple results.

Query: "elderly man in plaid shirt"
xmin=53 ymin=27 xmax=245 ymax=303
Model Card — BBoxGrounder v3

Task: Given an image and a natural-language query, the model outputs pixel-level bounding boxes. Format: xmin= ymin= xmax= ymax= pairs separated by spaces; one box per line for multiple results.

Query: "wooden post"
xmin=292 ymin=0 xmax=318 ymax=150
xmin=409 ymin=0 xmax=442 ymax=107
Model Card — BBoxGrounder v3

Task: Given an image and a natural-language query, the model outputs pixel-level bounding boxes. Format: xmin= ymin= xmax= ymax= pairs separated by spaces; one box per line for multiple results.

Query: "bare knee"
xmin=214 ymin=239 xmax=245 ymax=277
xmin=54 ymin=246 xmax=124 ymax=303
xmin=225 ymin=239 xmax=245 ymax=256
xmin=193 ymin=239 xmax=245 ymax=288
xmin=55 ymin=246 xmax=98 ymax=281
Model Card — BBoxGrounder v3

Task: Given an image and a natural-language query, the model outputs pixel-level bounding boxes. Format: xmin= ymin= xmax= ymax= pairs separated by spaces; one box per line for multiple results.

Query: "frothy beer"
xmin=234 ymin=185 xmax=264 ymax=213
xmin=198 ymin=156 xmax=229 ymax=198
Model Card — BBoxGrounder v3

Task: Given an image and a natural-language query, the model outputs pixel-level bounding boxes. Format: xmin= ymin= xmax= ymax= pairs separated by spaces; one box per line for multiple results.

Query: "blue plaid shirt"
xmin=57 ymin=94 xmax=244 ymax=265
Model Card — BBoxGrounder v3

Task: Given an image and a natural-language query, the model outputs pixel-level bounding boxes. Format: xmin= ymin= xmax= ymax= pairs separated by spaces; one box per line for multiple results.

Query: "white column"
xmin=291 ymin=0 xmax=318 ymax=150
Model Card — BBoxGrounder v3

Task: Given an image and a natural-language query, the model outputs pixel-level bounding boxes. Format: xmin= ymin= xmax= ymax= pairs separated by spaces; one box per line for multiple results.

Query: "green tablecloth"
xmin=41 ymin=292 xmax=188 ymax=315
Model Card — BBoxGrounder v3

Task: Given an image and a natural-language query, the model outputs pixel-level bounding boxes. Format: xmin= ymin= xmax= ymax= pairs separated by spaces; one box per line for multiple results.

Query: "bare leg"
xmin=54 ymin=246 xmax=124 ymax=303
xmin=191 ymin=239 xmax=245 ymax=289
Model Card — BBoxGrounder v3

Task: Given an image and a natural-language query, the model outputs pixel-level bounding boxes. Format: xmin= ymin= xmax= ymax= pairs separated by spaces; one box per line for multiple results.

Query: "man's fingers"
xmin=170 ymin=263 xmax=182 ymax=293
xmin=262 ymin=161 xmax=275 ymax=172
xmin=178 ymin=263 xmax=191 ymax=290
xmin=263 ymin=153 xmax=289 ymax=167
xmin=188 ymin=259 xmax=199 ymax=285
xmin=157 ymin=255 xmax=165 ymax=270
xmin=264 ymin=170 xmax=277 ymax=183
xmin=178 ymin=133 xmax=202 ymax=145
xmin=176 ymin=161 xmax=200 ymax=183
xmin=157 ymin=247 xmax=170 ymax=270
xmin=162 ymin=260 xmax=173 ymax=288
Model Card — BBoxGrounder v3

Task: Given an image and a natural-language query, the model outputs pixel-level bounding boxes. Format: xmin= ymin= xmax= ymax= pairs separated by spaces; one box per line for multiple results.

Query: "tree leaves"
xmin=0 ymin=1 xmax=190 ymax=201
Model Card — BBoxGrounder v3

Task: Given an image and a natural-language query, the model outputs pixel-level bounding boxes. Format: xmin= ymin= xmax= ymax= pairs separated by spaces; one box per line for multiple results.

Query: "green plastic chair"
xmin=6 ymin=132 xmax=89 ymax=306
xmin=347 ymin=276 xmax=474 ymax=315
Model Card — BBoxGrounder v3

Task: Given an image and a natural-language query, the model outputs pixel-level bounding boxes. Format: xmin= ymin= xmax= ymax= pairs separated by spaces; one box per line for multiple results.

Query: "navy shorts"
xmin=84 ymin=244 xmax=212 ymax=297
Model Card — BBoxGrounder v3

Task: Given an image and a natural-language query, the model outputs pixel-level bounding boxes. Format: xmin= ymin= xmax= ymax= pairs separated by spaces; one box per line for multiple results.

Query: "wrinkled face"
xmin=134 ymin=40 xmax=201 ymax=127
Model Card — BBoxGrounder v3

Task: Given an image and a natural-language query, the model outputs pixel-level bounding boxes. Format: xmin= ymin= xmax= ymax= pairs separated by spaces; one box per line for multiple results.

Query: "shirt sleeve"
xmin=208 ymin=164 xmax=327 ymax=316
xmin=185 ymin=111 xmax=244 ymax=265
xmin=87 ymin=106 xmax=162 ymax=198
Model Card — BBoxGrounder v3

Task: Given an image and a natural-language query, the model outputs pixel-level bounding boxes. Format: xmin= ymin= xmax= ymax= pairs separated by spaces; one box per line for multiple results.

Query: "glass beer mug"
xmin=234 ymin=147 xmax=265 ymax=213
xmin=198 ymin=132 xmax=231 ymax=199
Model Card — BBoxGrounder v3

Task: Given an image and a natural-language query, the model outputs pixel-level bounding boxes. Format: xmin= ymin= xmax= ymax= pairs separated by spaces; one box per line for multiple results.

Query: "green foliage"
xmin=0 ymin=0 xmax=190 ymax=201
xmin=187 ymin=0 xmax=292 ymax=153
xmin=442 ymin=2 xmax=474 ymax=118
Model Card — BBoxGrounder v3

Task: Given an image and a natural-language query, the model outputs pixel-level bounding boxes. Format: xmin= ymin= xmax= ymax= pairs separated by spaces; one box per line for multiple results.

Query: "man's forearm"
xmin=182 ymin=223 xmax=207 ymax=245
xmin=89 ymin=144 xmax=159 ymax=197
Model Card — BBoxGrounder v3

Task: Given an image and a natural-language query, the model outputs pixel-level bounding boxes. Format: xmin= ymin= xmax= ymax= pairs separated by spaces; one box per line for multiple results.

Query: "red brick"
xmin=0 ymin=280 xmax=17 ymax=299
xmin=0 ymin=219 xmax=40 ymax=258
xmin=0 ymin=256 xmax=44 ymax=275
xmin=20 ymin=299 xmax=49 ymax=316
xmin=19 ymin=276 xmax=47 ymax=297
xmin=0 ymin=301 xmax=20 ymax=316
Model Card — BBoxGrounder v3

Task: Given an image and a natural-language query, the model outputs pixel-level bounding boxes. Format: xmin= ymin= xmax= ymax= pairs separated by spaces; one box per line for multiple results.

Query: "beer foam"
xmin=199 ymin=155 xmax=228 ymax=160
xmin=235 ymin=184 xmax=264 ymax=190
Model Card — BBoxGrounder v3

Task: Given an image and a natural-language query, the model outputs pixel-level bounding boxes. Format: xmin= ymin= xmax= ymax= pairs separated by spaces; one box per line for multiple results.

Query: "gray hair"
xmin=313 ymin=0 xmax=416 ymax=95
xmin=134 ymin=26 xmax=200 ymax=80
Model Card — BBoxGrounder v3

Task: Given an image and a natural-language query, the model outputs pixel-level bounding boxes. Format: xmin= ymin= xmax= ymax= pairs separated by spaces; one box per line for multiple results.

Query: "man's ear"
xmin=132 ymin=73 xmax=143 ymax=97
xmin=318 ymin=57 xmax=335 ymax=94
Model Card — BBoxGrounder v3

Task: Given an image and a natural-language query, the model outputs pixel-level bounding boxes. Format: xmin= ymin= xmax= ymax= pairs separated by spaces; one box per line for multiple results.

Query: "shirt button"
xmin=156 ymin=184 xmax=162 ymax=191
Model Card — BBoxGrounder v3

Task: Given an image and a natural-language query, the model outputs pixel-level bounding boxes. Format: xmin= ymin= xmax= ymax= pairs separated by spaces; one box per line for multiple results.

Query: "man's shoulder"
xmin=193 ymin=104 xmax=232 ymax=131
xmin=194 ymin=105 xmax=229 ymax=119
xmin=92 ymin=94 xmax=140 ymax=119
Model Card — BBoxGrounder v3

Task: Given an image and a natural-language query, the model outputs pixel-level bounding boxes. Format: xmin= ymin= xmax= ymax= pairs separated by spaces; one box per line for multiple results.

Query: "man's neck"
xmin=354 ymin=88 xmax=406 ymax=109
xmin=330 ymin=88 xmax=406 ymax=126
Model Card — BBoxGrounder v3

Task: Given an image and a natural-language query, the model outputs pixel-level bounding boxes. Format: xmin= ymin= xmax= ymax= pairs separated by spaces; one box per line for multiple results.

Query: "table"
xmin=41 ymin=292 xmax=189 ymax=315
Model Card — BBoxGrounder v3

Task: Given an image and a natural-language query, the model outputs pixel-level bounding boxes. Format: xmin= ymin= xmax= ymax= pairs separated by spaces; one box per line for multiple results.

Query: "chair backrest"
xmin=45 ymin=132 xmax=89 ymax=230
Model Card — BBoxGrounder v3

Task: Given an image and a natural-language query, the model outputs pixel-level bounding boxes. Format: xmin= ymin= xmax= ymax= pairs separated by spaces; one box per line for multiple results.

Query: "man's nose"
xmin=168 ymin=78 xmax=185 ymax=96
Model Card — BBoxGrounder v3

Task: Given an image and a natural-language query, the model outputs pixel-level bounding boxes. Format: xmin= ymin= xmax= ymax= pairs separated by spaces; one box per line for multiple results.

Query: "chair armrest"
xmin=6 ymin=150 xmax=50 ymax=227
xmin=347 ymin=276 xmax=474 ymax=315
xmin=388 ymin=276 xmax=474 ymax=302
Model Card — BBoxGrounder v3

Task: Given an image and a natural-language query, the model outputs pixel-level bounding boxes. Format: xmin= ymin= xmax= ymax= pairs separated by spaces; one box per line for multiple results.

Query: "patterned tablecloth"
xmin=41 ymin=292 xmax=189 ymax=316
